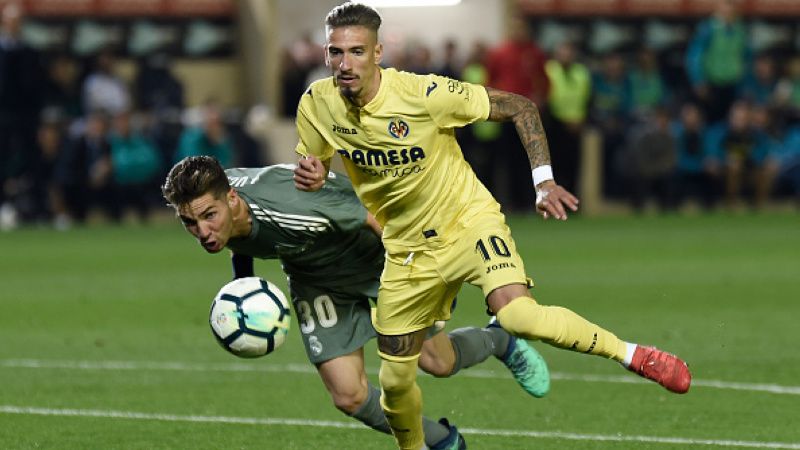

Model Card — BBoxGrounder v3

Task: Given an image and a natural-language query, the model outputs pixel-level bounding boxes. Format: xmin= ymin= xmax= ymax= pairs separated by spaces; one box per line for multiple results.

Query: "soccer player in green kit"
xmin=162 ymin=155 xmax=550 ymax=450
xmin=293 ymin=3 xmax=691 ymax=449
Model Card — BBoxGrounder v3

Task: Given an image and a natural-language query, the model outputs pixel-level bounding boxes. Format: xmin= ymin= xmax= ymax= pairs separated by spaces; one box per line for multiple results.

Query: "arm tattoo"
xmin=378 ymin=334 xmax=418 ymax=357
xmin=486 ymin=87 xmax=552 ymax=170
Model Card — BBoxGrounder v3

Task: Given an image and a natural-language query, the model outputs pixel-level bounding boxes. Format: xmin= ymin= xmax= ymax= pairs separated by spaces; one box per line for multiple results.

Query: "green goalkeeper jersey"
xmin=225 ymin=165 xmax=384 ymax=288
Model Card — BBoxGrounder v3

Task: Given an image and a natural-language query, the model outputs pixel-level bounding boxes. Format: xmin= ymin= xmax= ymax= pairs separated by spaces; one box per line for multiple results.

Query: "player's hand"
xmin=535 ymin=180 xmax=579 ymax=220
xmin=294 ymin=156 xmax=326 ymax=191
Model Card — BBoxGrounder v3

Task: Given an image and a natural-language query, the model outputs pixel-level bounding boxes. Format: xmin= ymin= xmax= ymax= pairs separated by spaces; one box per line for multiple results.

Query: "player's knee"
xmin=378 ymin=355 xmax=418 ymax=394
xmin=418 ymin=346 xmax=454 ymax=378
xmin=330 ymin=384 xmax=369 ymax=415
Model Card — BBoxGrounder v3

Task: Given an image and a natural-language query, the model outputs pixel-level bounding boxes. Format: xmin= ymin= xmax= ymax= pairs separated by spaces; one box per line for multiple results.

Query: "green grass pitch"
xmin=1 ymin=212 xmax=798 ymax=449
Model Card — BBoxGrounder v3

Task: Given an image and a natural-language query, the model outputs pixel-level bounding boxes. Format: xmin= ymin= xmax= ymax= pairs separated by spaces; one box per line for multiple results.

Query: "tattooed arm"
xmin=486 ymin=87 xmax=552 ymax=171
xmin=485 ymin=87 xmax=579 ymax=220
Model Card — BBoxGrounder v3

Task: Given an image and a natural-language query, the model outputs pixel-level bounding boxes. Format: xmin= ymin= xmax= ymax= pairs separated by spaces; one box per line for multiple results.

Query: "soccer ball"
xmin=209 ymin=277 xmax=291 ymax=358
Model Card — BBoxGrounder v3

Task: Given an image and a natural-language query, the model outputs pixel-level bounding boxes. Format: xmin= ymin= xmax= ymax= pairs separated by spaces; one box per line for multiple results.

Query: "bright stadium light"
xmin=362 ymin=0 xmax=462 ymax=7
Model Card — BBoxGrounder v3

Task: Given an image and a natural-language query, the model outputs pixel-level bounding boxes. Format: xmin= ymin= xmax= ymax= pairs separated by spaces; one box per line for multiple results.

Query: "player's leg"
xmin=487 ymin=280 xmax=691 ymax=393
xmin=377 ymin=329 xmax=427 ymax=450
xmin=417 ymin=326 xmax=456 ymax=377
xmin=316 ymin=348 xmax=461 ymax=449
xmin=467 ymin=212 xmax=690 ymax=394
xmin=418 ymin=323 xmax=550 ymax=398
xmin=488 ymin=283 xmax=627 ymax=359
xmin=375 ymin=249 xmax=451 ymax=450
xmin=294 ymin=281 xmax=462 ymax=449
xmin=316 ymin=348 xmax=372 ymax=412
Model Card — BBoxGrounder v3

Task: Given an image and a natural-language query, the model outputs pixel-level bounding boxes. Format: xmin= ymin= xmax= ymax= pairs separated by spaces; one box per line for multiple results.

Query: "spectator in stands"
xmin=108 ymin=110 xmax=162 ymax=222
xmin=33 ymin=109 xmax=66 ymax=226
xmin=12 ymin=109 xmax=64 ymax=224
xmin=738 ymin=53 xmax=779 ymax=108
xmin=281 ymin=33 xmax=319 ymax=117
xmin=485 ymin=15 xmax=549 ymax=211
xmin=775 ymin=56 xmax=800 ymax=127
xmin=0 ymin=2 xmax=44 ymax=224
xmin=175 ymin=101 xmax=234 ymax=167
xmin=404 ymin=43 xmax=433 ymax=75
xmin=685 ymin=0 xmax=751 ymax=124
xmin=42 ymin=53 xmax=82 ymax=120
xmin=543 ymin=40 xmax=591 ymax=196
xmin=486 ymin=16 xmax=549 ymax=106
xmin=775 ymin=126 xmax=800 ymax=204
xmin=303 ymin=45 xmax=329 ymax=89
xmin=435 ymin=39 xmax=461 ymax=79
xmin=82 ymin=49 xmax=131 ymax=116
xmin=134 ymin=53 xmax=184 ymax=116
xmin=704 ymin=100 xmax=777 ymax=209
xmin=591 ymin=51 xmax=632 ymax=199
xmin=459 ymin=41 xmax=501 ymax=190
xmin=53 ymin=110 xmax=114 ymax=224
xmin=619 ymin=108 xmax=677 ymax=212
xmin=629 ymin=47 xmax=668 ymax=120
xmin=671 ymin=103 xmax=721 ymax=209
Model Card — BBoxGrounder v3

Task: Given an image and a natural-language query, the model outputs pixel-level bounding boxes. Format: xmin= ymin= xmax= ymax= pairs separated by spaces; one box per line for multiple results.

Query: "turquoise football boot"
xmin=489 ymin=318 xmax=550 ymax=398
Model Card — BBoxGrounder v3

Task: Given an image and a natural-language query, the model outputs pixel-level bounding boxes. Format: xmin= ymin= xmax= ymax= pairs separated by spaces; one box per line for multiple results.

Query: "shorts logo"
xmin=485 ymin=261 xmax=517 ymax=274
xmin=388 ymin=118 xmax=409 ymax=139
xmin=309 ymin=335 xmax=323 ymax=356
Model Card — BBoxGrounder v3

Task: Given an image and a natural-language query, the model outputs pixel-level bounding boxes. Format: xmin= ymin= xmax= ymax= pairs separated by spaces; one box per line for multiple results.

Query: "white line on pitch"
xmin=2 ymin=358 xmax=799 ymax=396
xmin=1 ymin=405 xmax=799 ymax=449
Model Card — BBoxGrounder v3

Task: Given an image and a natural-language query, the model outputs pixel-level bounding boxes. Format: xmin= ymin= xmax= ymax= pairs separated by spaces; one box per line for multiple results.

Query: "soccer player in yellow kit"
xmin=294 ymin=3 xmax=692 ymax=449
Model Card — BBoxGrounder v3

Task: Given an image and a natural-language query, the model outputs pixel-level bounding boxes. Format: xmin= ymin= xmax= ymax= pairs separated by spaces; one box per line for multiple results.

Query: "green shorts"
xmin=288 ymin=279 xmax=378 ymax=365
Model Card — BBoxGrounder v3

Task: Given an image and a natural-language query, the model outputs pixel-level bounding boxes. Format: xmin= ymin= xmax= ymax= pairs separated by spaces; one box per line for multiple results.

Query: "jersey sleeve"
xmin=424 ymin=74 xmax=491 ymax=129
xmin=295 ymin=88 xmax=335 ymax=160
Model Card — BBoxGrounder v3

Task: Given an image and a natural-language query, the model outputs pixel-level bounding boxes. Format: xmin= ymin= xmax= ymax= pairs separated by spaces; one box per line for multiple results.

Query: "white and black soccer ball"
xmin=209 ymin=277 xmax=291 ymax=358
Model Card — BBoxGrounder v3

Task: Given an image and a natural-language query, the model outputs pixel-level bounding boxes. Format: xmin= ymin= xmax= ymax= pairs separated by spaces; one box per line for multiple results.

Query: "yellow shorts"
xmin=373 ymin=211 xmax=529 ymax=336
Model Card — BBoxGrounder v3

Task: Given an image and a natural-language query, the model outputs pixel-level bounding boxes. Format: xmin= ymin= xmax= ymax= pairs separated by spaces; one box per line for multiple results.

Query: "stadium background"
xmin=0 ymin=0 xmax=799 ymax=449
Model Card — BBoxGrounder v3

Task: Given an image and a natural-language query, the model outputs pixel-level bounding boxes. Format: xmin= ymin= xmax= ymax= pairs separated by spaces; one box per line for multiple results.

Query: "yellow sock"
xmin=496 ymin=296 xmax=627 ymax=361
xmin=378 ymin=352 xmax=424 ymax=450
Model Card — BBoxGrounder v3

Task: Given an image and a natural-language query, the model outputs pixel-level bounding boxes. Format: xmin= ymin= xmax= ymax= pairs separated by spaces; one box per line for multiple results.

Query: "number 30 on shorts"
xmin=475 ymin=235 xmax=512 ymax=262
xmin=296 ymin=295 xmax=338 ymax=334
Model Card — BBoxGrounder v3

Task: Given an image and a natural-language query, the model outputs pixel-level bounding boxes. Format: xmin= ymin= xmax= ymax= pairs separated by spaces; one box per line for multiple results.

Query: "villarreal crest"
xmin=388 ymin=118 xmax=409 ymax=140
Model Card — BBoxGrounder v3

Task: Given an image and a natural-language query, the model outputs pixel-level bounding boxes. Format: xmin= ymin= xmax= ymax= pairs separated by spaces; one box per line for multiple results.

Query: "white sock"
xmin=621 ymin=342 xmax=638 ymax=368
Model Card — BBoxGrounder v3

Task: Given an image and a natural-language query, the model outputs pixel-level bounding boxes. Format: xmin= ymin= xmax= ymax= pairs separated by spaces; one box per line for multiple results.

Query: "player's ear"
xmin=374 ymin=42 xmax=383 ymax=65
xmin=227 ymin=188 xmax=238 ymax=207
xmin=323 ymin=44 xmax=332 ymax=67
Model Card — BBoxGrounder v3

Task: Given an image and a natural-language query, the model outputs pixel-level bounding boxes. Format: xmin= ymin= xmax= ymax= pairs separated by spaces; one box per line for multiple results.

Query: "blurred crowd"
xmin=3 ymin=1 xmax=800 ymax=231
xmin=280 ymin=1 xmax=800 ymax=214
xmin=0 ymin=4 xmax=263 ymax=230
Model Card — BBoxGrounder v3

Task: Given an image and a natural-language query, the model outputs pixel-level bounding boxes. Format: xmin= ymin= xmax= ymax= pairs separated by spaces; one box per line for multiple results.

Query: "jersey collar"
xmin=361 ymin=67 xmax=391 ymax=114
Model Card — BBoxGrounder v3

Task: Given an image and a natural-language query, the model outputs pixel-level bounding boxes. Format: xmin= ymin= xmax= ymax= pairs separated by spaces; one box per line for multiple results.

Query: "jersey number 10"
xmin=475 ymin=236 xmax=512 ymax=262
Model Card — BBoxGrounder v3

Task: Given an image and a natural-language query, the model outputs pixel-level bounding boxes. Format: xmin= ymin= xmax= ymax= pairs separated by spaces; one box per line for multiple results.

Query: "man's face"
xmin=177 ymin=191 xmax=235 ymax=254
xmin=325 ymin=25 xmax=382 ymax=104
xmin=1 ymin=3 xmax=22 ymax=36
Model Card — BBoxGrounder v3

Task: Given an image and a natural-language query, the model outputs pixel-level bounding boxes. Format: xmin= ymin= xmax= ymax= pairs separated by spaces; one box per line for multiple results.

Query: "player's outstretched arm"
xmin=231 ymin=253 xmax=255 ymax=279
xmin=485 ymin=87 xmax=579 ymax=220
xmin=293 ymin=155 xmax=330 ymax=191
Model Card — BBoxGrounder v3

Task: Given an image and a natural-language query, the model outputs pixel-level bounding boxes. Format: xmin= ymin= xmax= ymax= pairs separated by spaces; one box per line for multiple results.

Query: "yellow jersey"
xmin=296 ymin=68 xmax=499 ymax=253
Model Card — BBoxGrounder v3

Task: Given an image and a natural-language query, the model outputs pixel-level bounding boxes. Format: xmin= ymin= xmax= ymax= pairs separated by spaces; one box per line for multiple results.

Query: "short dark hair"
xmin=162 ymin=156 xmax=230 ymax=208
xmin=325 ymin=2 xmax=382 ymax=33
